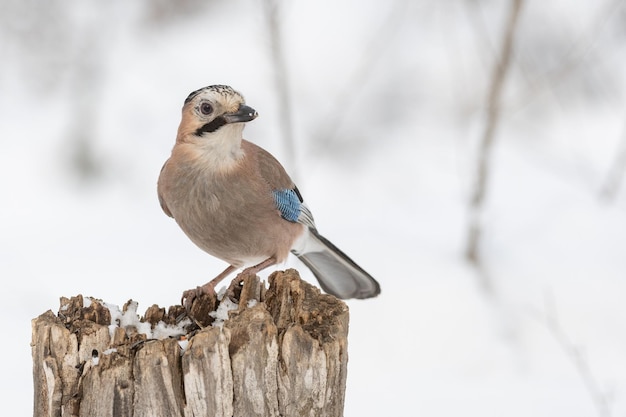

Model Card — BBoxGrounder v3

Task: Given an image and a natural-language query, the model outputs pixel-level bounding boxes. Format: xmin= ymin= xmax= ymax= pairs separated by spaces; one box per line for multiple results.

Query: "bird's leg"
xmin=182 ymin=264 xmax=237 ymax=310
xmin=224 ymin=257 xmax=278 ymax=301
xmin=242 ymin=256 xmax=278 ymax=276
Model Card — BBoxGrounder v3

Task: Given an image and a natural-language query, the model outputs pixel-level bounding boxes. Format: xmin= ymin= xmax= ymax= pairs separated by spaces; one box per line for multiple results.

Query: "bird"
xmin=157 ymin=85 xmax=380 ymax=305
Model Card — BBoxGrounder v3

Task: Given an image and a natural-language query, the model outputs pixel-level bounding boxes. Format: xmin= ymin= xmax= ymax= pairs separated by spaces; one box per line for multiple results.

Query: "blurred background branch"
xmin=465 ymin=0 xmax=524 ymax=272
xmin=541 ymin=292 xmax=613 ymax=417
xmin=263 ymin=0 xmax=297 ymax=179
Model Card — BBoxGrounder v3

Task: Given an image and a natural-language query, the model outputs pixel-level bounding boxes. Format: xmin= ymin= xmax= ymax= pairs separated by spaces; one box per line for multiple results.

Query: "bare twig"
xmin=465 ymin=0 xmax=524 ymax=267
xmin=263 ymin=0 xmax=297 ymax=179
xmin=541 ymin=293 xmax=612 ymax=417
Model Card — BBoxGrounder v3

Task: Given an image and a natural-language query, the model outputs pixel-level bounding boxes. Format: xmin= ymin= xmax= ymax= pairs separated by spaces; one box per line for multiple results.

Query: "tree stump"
xmin=31 ymin=269 xmax=349 ymax=417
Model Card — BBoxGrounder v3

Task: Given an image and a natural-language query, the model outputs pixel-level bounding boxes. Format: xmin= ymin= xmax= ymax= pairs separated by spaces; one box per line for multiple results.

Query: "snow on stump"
xmin=31 ymin=269 xmax=349 ymax=417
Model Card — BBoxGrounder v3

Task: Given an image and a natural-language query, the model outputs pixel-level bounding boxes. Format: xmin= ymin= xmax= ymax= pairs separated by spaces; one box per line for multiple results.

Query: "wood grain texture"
xmin=31 ymin=269 xmax=349 ymax=417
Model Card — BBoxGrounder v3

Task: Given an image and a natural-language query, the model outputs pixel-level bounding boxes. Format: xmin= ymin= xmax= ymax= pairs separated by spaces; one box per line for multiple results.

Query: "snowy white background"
xmin=2 ymin=0 xmax=626 ymax=415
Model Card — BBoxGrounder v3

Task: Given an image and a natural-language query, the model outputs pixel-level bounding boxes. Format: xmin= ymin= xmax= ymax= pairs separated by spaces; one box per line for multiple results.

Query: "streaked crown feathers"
xmin=184 ymin=85 xmax=244 ymax=105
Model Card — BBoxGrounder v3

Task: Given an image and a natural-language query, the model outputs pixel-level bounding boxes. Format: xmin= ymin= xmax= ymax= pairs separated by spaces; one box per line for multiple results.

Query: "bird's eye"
xmin=200 ymin=103 xmax=213 ymax=115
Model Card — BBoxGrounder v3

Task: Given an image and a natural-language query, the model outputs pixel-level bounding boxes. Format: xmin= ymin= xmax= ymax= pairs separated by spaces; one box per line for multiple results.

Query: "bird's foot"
xmin=221 ymin=258 xmax=276 ymax=302
xmin=181 ymin=264 xmax=237 ymax=318
xmin=181 ymin=283 xmax=219 ymax=328
xmin=181 ymin=283 xmax=217 ymax=310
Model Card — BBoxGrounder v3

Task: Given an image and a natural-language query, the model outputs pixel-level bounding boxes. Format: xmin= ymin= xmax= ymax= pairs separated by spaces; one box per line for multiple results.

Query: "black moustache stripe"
xmin=195 ymin=117 xmax=227 ymax=136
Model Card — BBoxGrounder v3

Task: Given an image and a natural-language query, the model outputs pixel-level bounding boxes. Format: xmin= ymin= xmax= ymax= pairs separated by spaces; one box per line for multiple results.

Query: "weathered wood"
xmin=31 ymin=269 xmax=349 ymax=417
xmin=227 ymin=304 xmax=279 ymax=416
xmin=133 ymin=339 xmax=184 ymax=417
xmin=182 ymin=327 xmax=233 ymax=417
xmin=32 ymin=310 xmax=81 ymax=417
xmin=78 ymin=345 xmax=133 ymax=417
xmin=266 ymin=271 xmax=350 ymax=417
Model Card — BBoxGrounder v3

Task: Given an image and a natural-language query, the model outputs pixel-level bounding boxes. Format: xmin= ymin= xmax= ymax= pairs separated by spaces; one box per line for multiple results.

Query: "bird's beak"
xmin=222 ymin=104 xmax=258 ymax=124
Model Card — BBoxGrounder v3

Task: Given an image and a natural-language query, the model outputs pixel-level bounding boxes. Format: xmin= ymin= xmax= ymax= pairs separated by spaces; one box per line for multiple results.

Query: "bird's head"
xmin=176 ymin=85 xmax=258 ymax=144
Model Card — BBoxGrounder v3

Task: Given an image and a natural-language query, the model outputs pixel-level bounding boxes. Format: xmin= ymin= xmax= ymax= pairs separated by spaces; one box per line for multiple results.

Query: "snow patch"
xmin=102 ymin=300 xmax=190 ymax=340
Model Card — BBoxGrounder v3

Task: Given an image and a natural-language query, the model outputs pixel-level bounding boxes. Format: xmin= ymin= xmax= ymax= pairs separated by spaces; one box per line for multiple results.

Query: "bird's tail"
xmin=295 ymin=229 xmax=380 ymax=299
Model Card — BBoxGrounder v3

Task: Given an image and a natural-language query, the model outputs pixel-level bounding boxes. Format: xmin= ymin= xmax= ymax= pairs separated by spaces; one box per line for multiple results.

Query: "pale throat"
xmin=196 ymin=125 xmax=245 ymax=171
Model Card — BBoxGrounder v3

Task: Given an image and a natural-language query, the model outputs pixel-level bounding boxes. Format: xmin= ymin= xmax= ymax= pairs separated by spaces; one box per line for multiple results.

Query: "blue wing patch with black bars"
xmin=273 ymin=189 xmax=301 ymax=222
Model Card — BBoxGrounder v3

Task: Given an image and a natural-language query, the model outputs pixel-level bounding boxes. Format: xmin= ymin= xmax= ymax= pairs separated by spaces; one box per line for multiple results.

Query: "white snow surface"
xmin=2 ymin=1 xmax=626 ymax=416
xmin=209 ymin=286 xmax=239 ymax=328
xmin=104 ymin=300 xmax=190 ymax=340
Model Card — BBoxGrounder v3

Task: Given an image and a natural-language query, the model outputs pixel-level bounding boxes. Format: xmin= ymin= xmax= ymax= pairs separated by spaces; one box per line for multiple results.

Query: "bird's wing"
xmin=157 ymin=160 xmax=174 ymax=218
xmin=271 ymin=188 xmax=316 ymax=228
xmin=243 ymin=140 xmax=316 ymax=228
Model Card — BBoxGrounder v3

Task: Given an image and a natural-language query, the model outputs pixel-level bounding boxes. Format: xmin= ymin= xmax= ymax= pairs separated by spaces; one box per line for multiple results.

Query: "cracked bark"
xmin=31 ymin=269 xmax=349 ymax=417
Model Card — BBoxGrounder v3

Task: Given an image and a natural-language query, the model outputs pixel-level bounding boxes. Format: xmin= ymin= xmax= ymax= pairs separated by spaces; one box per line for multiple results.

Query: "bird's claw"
xmin=180 ymin=284 xmax=219 ymax=328
xmin=181 ymin=284 xmax=216 ymax=312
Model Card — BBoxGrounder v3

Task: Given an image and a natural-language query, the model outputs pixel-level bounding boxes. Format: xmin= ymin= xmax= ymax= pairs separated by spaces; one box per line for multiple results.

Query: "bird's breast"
xmin=159 ymin=154 xmax=301 ymax=266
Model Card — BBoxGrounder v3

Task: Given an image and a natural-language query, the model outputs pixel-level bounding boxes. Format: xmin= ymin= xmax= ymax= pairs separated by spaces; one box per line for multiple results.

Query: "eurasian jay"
xmin=158 ymin=85 xmax=380 ymax=303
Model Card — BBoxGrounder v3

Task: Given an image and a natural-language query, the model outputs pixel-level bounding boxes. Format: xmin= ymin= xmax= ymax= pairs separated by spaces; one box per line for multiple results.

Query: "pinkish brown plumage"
xmin=158 ymin=85 xmax=380 ymax=306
